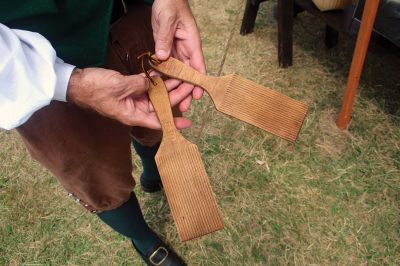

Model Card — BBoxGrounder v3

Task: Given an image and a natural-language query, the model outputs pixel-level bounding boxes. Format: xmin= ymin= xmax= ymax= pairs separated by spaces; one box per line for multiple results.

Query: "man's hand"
xmin=152 ymin=0 xmax=205 ymax=112
xmin=66 ymin=67 xmax=192 ymax=129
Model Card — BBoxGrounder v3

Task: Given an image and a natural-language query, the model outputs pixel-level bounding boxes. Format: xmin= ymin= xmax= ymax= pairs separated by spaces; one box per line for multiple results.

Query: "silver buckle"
xmin=149 ymin=246 xmax=169 ymax=265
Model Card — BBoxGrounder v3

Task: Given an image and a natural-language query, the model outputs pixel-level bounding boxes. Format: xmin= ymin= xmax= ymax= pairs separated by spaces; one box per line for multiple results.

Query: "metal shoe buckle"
xmin=149 ymin=246 xmax=169 ymax=265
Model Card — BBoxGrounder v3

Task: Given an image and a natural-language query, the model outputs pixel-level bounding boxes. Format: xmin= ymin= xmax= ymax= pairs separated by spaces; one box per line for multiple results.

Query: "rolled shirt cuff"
xmin=53 ymin=58 xmax=76 ymax=102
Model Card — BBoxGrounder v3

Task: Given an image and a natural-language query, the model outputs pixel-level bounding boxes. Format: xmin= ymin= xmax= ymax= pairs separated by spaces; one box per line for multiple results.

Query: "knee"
xmin=65 ymin=180 xmax=135 ymax=213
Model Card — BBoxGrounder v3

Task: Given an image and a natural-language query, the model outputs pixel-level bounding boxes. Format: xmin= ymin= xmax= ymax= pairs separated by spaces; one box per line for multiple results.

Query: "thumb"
xmin=117 ymin=75 xmax=149 ymax=99
xmin=155 ymin=13 xmax=177 ymax=60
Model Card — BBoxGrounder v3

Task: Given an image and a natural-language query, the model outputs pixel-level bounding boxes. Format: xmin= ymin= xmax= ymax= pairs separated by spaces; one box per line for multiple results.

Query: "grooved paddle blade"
xmin=155 ymin=140 xmax=224 ymax=241
xmin=148 ymin=76 xmax=223 ymax=241
xmin=148 ymin=56 xmax=308 ymax=142
xmin=216 ymin=75 xmax=308 ymax=142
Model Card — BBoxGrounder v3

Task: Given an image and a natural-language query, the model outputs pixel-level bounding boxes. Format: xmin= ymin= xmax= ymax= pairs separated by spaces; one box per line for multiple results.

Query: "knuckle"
xmin=108 ymin=75 xmax=126 ymax=93
xmin=133 ymin=76 xmax=148 ymax=90
xmin=162 ymin=11 xmax=177 ymax=25
xmin=157 ymin=34 xmax=172 ymax=44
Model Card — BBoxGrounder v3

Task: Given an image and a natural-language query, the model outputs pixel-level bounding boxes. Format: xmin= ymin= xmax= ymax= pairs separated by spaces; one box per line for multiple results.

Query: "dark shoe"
xmin=131 ymin=239 xmax=187 ymax=266
xmin=140 ymin=174 xmax=163 ymax=193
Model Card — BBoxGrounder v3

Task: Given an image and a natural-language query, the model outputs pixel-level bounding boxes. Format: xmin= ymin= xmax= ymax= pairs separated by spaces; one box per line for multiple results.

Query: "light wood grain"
xmin=336 ymin=0 xmax=379 ymax=129
xmin=149 ymin=56 xmax=308 ymax=142
xmin=148 ymin=76 xmax=224 ymax=241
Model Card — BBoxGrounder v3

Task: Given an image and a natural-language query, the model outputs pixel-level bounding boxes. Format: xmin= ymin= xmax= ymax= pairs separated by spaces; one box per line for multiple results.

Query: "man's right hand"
xmin=66 ymin=67 xmax=192 ymax=129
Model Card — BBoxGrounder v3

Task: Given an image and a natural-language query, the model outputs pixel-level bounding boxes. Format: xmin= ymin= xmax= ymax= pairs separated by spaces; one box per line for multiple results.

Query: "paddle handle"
xmin=149 ymin=56 xmax=215 ymax=91
xmin=148 ymin=76 xmax=178 ymax=137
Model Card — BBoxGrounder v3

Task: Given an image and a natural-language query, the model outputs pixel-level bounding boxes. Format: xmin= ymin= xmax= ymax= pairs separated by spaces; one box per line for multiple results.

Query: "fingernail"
xmin=157 ymin=49 xmax=168 ymax=59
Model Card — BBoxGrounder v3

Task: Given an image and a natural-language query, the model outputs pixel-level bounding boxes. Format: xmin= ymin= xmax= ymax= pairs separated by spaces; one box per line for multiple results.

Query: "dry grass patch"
xmin=1 ymin=0 xmax=400 ymax=265
xmin=316 ymin=109 xmax=351 ymax=158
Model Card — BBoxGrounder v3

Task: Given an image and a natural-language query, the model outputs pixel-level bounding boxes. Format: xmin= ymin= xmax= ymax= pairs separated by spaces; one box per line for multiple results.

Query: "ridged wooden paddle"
xmin=148 ymin=76 xmax=224 ymax=241
xmin=149 ymin=56 xmax=309 ymax=142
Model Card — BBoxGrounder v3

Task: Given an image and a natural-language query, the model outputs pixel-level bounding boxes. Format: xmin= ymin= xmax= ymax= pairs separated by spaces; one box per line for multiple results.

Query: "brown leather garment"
xmin=17 ymin=4 xmax=160 ymax=212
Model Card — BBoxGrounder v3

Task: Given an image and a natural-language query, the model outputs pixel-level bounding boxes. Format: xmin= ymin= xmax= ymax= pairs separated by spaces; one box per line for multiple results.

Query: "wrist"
xmin=154 ymin=0 xmax=191 ymax=14
xmin=66 ymin=67 xmax=83 ymax=103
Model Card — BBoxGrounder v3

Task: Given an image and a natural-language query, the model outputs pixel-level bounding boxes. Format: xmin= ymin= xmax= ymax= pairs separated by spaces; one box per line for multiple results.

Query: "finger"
xmin=147 ymin=82 xmax=193 ymax=112
xmin=148 ymin=102 xmax=155 ymax=112
xmin=174 ymin=56 xmax=202 ymax=101
xmin=173 ymin=117 xmax=192 ymax=129
xmin=148 ymin=70 xmax=161 ymax=77
xmin=118 ymin=75 xmax=149 ymax=99
xmin=123 ymin=111 xmax=191 ymax=129
xmin=179 ymin=94 xmax=192 ymax=112
xmin=192 ymin=86 xmax=203 ymax=100
xmin=174 ymin=56 xmax=204 ymax=100
xmin=169 ymin=83 xmax=193 ymax=107
xmin=165 ymin=64 xmax=194 ymax=111
xmin=164 ymin=78 xmax=183 ymax=91
xmin=188 ymin=50 xmax=206 ymax=100
xmin=127 ymin=113 xmax=161 ymax=130
xmin=155 ymin=12 xmax=177 ymax=60
xmin=190 ymin=50 xmax=206 ymax=74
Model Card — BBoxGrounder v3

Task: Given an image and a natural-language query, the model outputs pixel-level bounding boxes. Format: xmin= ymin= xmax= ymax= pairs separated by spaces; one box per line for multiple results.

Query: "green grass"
xmin=1 ymin=0 xmax=400 ymax=264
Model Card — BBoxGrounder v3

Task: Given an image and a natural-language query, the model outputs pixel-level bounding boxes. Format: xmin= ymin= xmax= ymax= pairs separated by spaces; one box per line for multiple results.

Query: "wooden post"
xmin=278 ymin=0 xmax=294 ymax=67
xmin=336 ymin=0 xmax=379 ymax=129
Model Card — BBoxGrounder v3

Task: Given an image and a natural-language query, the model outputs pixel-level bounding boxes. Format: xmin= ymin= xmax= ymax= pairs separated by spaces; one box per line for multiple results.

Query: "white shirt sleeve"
xmin=0 ymin=23 xmax=76 ymax=130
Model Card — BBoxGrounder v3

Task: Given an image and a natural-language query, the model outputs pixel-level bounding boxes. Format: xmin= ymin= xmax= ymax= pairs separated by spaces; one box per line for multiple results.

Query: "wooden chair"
xmin=240 ymin=0 xmax=380 ymax=129
xmin=240 ymin=0 xmax=303 ymax=67
xmin=240 ymin=0 xmax=267 ymax=36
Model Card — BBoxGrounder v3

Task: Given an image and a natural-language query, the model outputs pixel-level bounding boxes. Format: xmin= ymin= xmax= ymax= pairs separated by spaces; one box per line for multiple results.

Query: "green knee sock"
xmin=132 ymin=139 xmax=161 ymax=182
xmin=97 ymin=193 xmax=159 ymax=253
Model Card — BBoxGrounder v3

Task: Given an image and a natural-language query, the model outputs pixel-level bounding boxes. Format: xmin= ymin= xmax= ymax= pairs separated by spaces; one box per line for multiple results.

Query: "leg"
xmin=108 ymin=3 xmax=184 ymax=193
xmin=278 ymin=0 xmax=294 ymax=67
xmin=100 ymin=6 xmax=186 ymax=264
xmin=17 ymin=4 xmax=162 ymax=213
xmin=97 ymin=192 xmax=185 ymax=265
xmin=293 ymin=2 xmax=304 ymax=17
xmin=17 ymin=94 xmax=133 ymax=213
xmin=240 ymin=0 xmax=262 ymax=35
xmin=108 ymin=4 xmax=164 ymax=192
xmin=325 ymin=25 xmax=339 ymax=48
xmin=336 ymin=0 xmax=379 ymax=129
xmin=130 ymin=107 xmax=182 ymax=193
xmin=97 ymin=193 xmax=158 ymax=250
xmin=18 ymin=4 xmax=186 ymax=264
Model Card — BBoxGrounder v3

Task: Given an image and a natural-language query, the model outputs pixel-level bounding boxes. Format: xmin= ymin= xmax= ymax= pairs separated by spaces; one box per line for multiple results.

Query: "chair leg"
xmin=325 ymin=25 xmax=339 ymax=48
xmin=293 ymin=2 xmax=304 ymax=17
xmin=336 ymin=0 xmax=379 ymax=129
xmin=278 ymin=0 xmax=294 ymax=67
xmin=240 ymin=0 xmax=261 ymax=35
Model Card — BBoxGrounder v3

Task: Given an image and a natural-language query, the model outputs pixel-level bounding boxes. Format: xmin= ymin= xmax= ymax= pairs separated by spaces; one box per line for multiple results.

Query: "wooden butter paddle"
xmin=148 ymin=56 xmax=309 ymax=143
xmin=148 ymin=76 xmax=224 ymax=241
